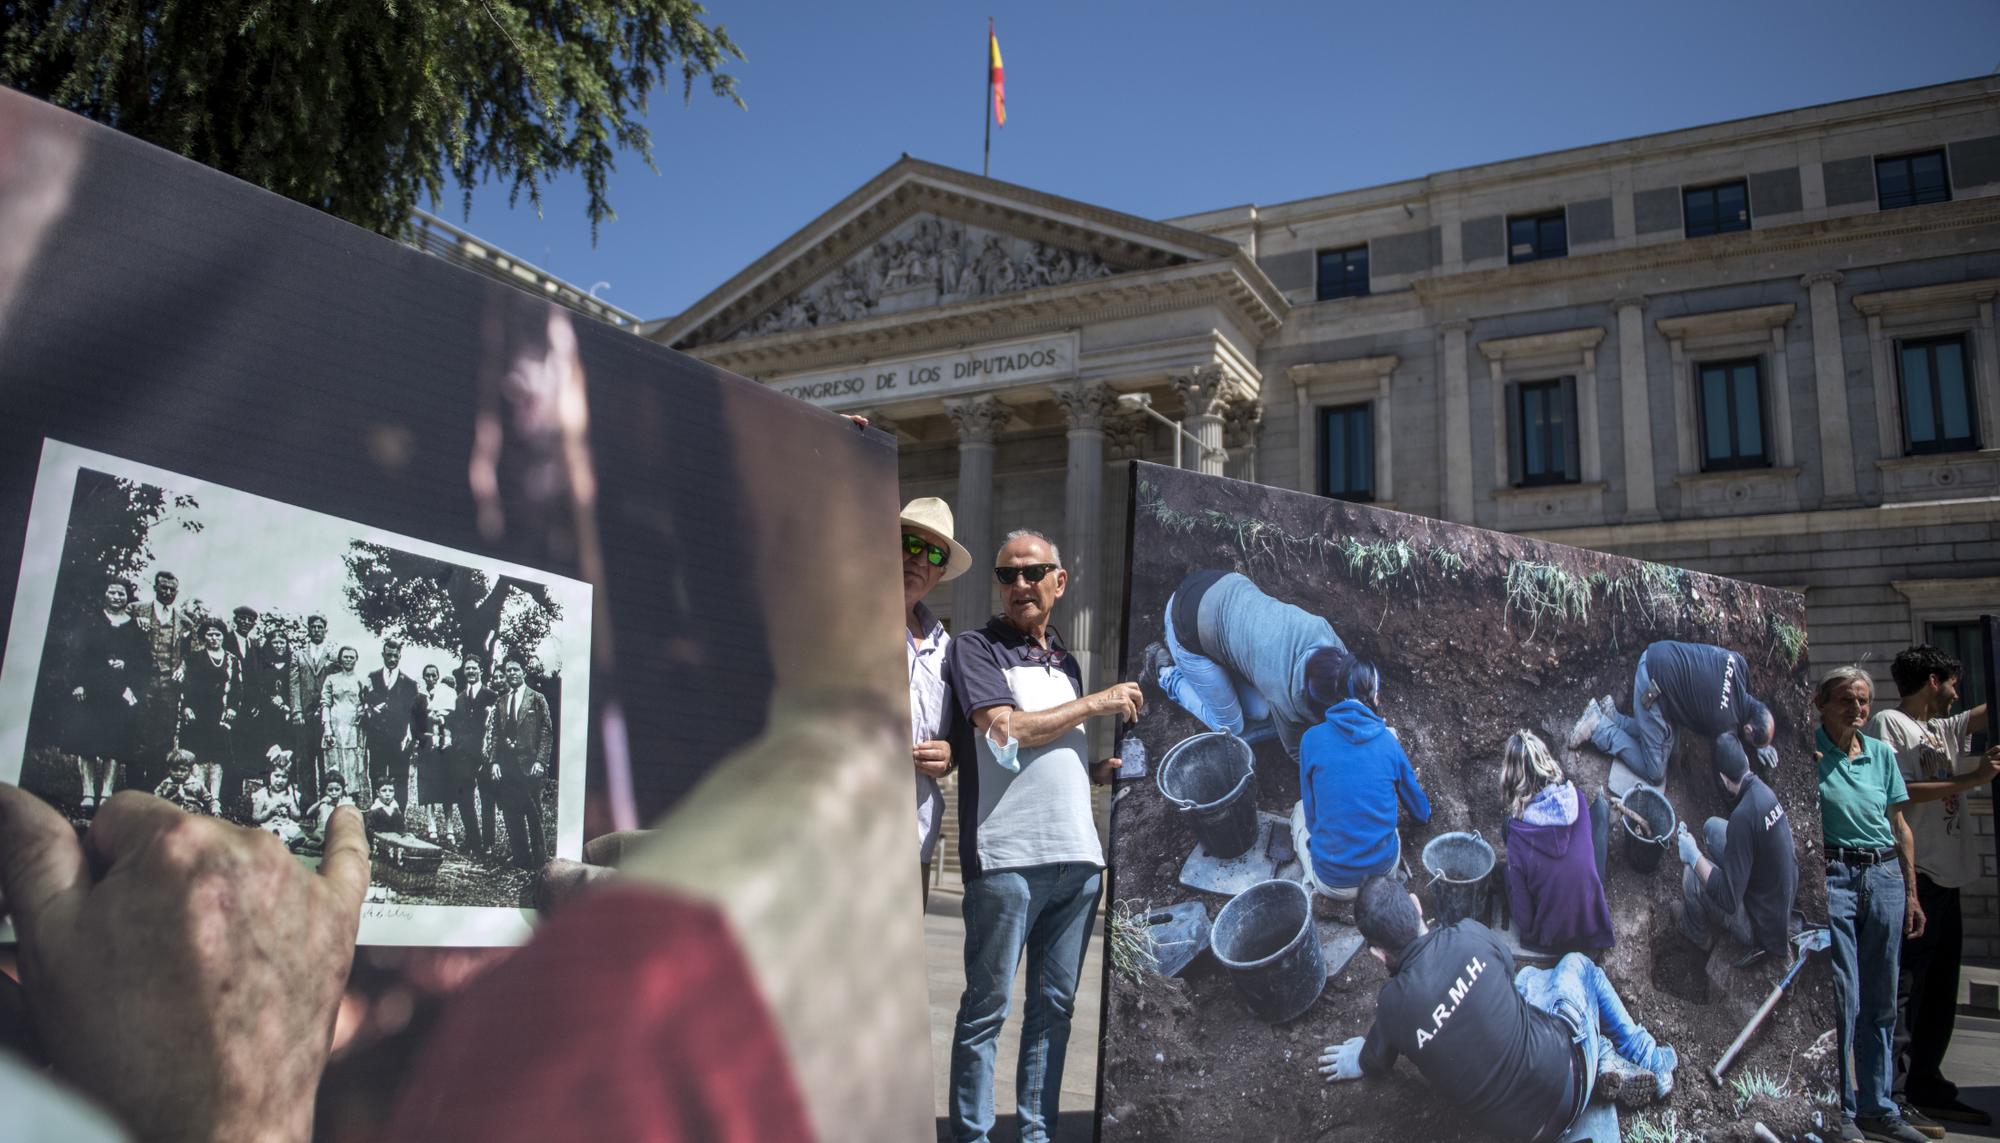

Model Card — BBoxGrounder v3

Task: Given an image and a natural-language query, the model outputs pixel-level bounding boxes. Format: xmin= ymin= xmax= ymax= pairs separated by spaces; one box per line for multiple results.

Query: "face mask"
xmin=983 ymin=713 xmax=1021 ymax=774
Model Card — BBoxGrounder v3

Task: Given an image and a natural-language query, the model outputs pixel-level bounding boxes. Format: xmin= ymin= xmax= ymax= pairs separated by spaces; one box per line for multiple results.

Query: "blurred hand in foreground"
xmin=0 ymin=786 xmax=368 ymax=1143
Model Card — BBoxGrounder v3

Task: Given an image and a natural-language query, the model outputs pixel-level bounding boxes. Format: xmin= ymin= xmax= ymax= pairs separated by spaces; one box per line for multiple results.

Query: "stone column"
xmin=1172 ymin=366 xmax=1230 ymax=476
xmin=1440 ymin=320 xmax=1474 ymax=522
xmin=1613 ymin=298 xmax=1659 ymax=521
xmin=1052 ymin=381 xmax=1119 ymax=693
xmin=1222 ymin=395 xmax=1264 ymax=482
xmin=945 ymin=396 xmax=1012 ymax=628
xmin=1802 ymin=271 xmax=1858 ymax=504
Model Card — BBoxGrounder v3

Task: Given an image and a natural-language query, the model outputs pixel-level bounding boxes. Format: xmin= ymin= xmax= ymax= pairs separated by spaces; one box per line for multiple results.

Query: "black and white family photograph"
xmin=0 ymin=441 xmax=592 ymax=943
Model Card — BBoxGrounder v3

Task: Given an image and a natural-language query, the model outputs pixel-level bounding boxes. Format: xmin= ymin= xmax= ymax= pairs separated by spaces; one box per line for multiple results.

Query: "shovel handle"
xmin=1608 ymin=799 xmax=1656 ymax=839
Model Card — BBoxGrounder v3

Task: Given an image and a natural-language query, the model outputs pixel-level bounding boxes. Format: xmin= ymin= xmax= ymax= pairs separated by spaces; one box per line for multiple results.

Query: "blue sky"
xmin=448 ymin=0 xmax=2000 ymax=323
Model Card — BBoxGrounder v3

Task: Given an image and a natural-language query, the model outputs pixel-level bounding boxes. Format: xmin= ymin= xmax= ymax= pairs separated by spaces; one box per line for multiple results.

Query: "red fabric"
xmin=381 ymin=888 xmax=814 ymax=1143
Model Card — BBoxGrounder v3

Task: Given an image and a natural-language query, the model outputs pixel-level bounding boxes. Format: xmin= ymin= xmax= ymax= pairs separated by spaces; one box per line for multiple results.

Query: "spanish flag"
xmin=989 ymin=21 xmax=1005 ymax=127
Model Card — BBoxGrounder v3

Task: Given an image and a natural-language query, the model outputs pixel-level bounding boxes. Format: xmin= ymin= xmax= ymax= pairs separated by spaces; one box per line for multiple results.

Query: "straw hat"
xmin=899 ymin=497 xmax=973 ymax=581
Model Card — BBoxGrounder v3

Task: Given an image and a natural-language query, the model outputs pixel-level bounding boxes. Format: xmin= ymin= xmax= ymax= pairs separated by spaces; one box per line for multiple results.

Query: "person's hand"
xmin=491 ymin=764 xmax=502 ymax=781
xmin=1676 ymin=822 xmax=1700 ymax=868
xmin=913 ymin=739 xmax=952 ymax=779
xmin=1973 ymin=746 xmax=2000 ymax=784
xmin=0 ymin=785 xmax=369 ymax=1143
xmin=1318 ymin=1036 xmax=1366 ymax=1083
xmin=107 ymin=658 xmax=125 ymax=671
xmin=1906 ymin=894 xmax=1927 ymax=940
xmin=1092 ymin=681 xmax=1145 ymax=723
xmin=70 ymin=686 xmax=84 ymax=701
xmin=1090 ymin=756 xmax=1122 ymax=785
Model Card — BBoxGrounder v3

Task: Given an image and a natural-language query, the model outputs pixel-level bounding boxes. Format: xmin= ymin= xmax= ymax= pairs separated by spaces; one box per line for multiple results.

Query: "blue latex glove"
xmin=1676 ymin=823 xmax=1701 ymax=868
xmin=1318 ymin=1036 xmax=1366 ymax=1083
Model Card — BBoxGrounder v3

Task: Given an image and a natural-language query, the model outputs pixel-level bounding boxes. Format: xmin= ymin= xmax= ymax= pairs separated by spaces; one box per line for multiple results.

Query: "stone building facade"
xmin=647 ymin=77 xmax=2000 ymax=960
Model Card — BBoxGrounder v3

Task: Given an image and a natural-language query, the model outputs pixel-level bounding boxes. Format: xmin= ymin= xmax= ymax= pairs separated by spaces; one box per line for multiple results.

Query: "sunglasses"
xmin=902 ymin=532 xmax=949 ymax=568
xmin=994 ymin=563 xmax=1059 ymax=586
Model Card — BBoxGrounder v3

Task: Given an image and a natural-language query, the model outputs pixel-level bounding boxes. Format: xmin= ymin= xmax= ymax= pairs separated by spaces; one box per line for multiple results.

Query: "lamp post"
xmin=1117 ymin=391 xmax=1225 ymax=469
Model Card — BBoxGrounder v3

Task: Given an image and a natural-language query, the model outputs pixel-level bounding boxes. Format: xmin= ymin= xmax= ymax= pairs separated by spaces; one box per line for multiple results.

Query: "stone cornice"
xmin=690 ymin=260 xmax=1284 ymax=377
xmin=647 ymin=158 xmax=1256 ymax=348
xmin=1524 ymin=491 xmax=1998 ymax=548
xmin=1414 ymin=196 xmax=2000 ymax=303
xmin=1287 ymin=355 xmax=1400 ymax=386
xmin=1655 ymin=303 xmax=1797 ymax=341
xmin=1478 ymin=327 xmax=1606 ymax=362
xmin=1852 ymin=277 xmax=2000 ymax=317
xmin=1891 ymin=575 xmax=2000 ymax=605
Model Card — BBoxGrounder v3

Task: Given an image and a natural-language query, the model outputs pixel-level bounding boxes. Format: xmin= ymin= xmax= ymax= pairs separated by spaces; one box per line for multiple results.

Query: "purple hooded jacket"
xmin=1503 ymin=782 xmax=1615 ymax=951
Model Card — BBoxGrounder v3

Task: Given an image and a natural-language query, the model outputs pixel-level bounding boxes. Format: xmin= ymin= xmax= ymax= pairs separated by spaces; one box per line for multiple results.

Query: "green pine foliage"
xmin=0 ymin=0 xmax=744 ymax=237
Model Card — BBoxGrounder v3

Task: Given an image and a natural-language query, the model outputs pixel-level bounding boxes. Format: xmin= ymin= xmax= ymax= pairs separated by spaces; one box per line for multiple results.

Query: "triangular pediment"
xmin=646 ymin=158 xmax=1248 ymax=350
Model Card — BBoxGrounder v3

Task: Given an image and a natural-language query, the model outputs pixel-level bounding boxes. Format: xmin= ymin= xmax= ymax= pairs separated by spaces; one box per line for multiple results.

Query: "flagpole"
xmin=983 ymin=17 xmax=993 ymax=178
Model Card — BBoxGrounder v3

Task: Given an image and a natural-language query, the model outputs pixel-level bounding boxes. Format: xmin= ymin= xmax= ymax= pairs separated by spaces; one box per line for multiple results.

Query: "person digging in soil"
xmin=1319 ymin=877 xmax=1678 ymax=1141
xmin=1675 ymin=733 xmax=1799 ymax=967
xmin=1145 ymin=569 xmax=1351 ymax=762
xmin=1499 ymin=729 xmax=1614 ymax=953
xmin=1567 ymin=639 xmax=1777 ymax=789
xmin=1290 ymin=658 xmax=1429 ymax=912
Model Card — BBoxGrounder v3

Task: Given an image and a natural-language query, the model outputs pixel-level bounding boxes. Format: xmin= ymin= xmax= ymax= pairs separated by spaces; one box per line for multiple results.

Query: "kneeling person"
xmin=1290 ymin=659 xmax=1430 ymax=905
xmin=1321 ymin=878 xmax=1677 ymax=1142
xmin=1677 ymin=734 xmax=1798 ymax=964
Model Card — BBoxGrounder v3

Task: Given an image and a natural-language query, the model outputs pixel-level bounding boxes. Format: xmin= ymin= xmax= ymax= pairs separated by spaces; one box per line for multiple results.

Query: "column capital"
xmin=1801 ymin=270 xmax=1845 ymax=290
xmin=1171 ymin=366 xmax=1233 ymax=419
xmin=1051 ymin=381 xmax=1121 ymax=433
xmin=1221 ymin=395 xmax=1264 ymax=450
xmin=1103 ymin=414 xmax=1149 ymax=460
xmin=1438 ymin=318 xmax=1473 ymax=336
xmin=1612 ymin=295 xmax=1647 ymax=312
xmin=944 ymin=396 xmax=1013 ymax=445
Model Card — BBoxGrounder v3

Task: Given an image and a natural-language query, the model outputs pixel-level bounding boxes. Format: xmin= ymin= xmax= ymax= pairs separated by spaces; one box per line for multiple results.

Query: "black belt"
xmin=1828 ymin=845 xmax=1897 ymax=866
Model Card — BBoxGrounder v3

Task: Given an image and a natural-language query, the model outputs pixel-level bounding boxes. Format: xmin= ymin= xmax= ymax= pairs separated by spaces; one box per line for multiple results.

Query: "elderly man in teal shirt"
xmin=1815 ymin=664 xmax=1927 ymax=1143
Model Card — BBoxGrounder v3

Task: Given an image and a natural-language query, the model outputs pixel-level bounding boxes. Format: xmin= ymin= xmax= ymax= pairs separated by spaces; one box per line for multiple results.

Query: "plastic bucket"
xmin=1157 ymin=732 xmax=1259 ymax=859
xmin=1620 ymin=784 xmax=1676 ymax=873
xmin=1421 ymin=830 xmax=1495 ymax=927
xmin=1209 ymin=879 xmax=1327 ymax=1023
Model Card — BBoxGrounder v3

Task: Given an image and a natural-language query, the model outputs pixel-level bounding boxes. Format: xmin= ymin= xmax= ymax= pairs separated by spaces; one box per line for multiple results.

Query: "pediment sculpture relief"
xmin=733 ymin=217 xmax=1117 ymax=338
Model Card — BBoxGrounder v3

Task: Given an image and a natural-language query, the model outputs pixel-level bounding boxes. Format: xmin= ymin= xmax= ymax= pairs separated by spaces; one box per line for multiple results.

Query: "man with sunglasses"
xmin=900 ymin=497 xmax=971 ymax=906
xmin=944 ymin=529 xmax=1142 ymax=1143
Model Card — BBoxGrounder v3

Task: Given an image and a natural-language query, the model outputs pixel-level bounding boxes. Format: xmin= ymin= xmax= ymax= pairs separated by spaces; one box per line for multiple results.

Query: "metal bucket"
xmin=1421 ymin=830 xmax=1495 ymax=927
xmin=1620 ymin=783 xmax=1677 ymax=873
xmin=1157 ymin=731 xmax=1259 ymax=859
xmin=1209 ymin=879 xmax=1326 ymax=1023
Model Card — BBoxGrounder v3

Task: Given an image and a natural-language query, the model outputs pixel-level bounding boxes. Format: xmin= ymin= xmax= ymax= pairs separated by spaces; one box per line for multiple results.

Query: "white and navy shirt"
xmin=943 ymin=616 xmax=1103 ymax=880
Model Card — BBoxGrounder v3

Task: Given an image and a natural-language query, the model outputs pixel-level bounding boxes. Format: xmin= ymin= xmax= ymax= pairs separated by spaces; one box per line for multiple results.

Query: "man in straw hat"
xmin=902 ymin=496 xmax=971 ymax=905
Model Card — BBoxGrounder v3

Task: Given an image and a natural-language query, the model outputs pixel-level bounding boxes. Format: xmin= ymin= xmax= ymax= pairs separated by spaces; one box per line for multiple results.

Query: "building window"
xmin=1876 ymin=150 xmax=1951 ymax=210
xmin=1319 ymin=403 xmax=1374 ymax=500
xmin=1507 ymin=211 xmax=1567 ymax=264
xmin=1316 ymin=246 xmax=1369 ymax=301
xmin=1696 ymin=358 xmax=1768 ymax=470
xmin=1897 ymin=334 xmax=1980 ymax=454
xmin=1924 ymin=620 xmax=1989 ymax=724
xmin=1683 ymin=180 xmax=1751 ymax=237
xmin=1508 ymin=378 xmax=1580 ymax=486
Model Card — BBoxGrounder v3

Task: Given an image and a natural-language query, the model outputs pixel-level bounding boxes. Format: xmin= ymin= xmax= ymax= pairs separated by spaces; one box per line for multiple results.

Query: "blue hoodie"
xmin=1299 ymin=699 xmax=1431 ymax=887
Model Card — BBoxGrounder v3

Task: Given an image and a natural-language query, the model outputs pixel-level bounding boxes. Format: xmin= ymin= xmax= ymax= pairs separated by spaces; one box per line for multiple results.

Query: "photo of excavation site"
xmin=1101 ymin=462 xmax=1838 ymax=1143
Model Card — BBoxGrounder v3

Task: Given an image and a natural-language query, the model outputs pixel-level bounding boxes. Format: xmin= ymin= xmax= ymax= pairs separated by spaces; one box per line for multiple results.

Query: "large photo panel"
xmin=0 ymin=87 xmax=928 ymax=1139
xmin=1104 ymin=462 xmax=1835 ymax=1142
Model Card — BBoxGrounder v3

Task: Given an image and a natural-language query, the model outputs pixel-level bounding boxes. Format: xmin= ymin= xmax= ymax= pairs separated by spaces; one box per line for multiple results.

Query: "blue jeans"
xmin=1159 ymin=592 xmax=1270 ymax=739
xmin=949 ymin=863 xmax=1104 ymax=1143
xmin=1828 ymin=858 xmax=1905 ymax=1121
xmin=1591 ymin=656 xmax=1674 ymax=785
xmin=1517 ymin=952 xmax=1675 ymax=1102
